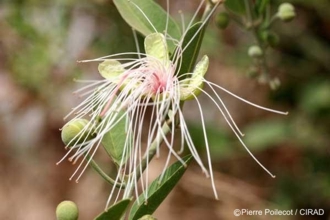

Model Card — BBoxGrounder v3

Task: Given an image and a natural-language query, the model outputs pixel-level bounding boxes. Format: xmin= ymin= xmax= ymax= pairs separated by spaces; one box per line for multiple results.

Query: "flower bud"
xmin=261 ymin=32 xmax=280 ymax=47
xmin=269 ymin=77 xmax=281 ymax=90
xmin=56 ymin=201 xmax=79 ymax=220
xmin=277 ymin=3 xmax=296 ymax=22
xmin=248 ymin=45 xmax=263 ymax=58
xmin=138 ymin=215 xmax=158 ymax=220
xmin=215 ymin=12 xmax=230 ymax=29
xmin=61 ymin=119 xmax=94 ymax=146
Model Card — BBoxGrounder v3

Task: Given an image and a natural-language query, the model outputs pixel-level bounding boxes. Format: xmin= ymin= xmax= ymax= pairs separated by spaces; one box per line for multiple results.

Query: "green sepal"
xmin=95 ymin=199 xmax=131 ymax=220
xmin=179 ymin=55 xmax=209 ymax=100
xmin=129 ymin=155 xmax=193 ymax=220
xmin=144 ymin=33 xmax=169 ymax=62
xmin=98 ymin=60 xmax=125 ymax=81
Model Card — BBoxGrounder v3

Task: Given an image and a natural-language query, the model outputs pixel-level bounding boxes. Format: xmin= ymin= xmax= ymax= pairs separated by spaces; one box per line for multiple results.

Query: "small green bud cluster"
xmin=269 ymin=77 xmax=281 ymax=90
xmin=277 ymin=3 xmax=296 ymax=22
xmin=56 ymin=201 xmax=79 ymax=220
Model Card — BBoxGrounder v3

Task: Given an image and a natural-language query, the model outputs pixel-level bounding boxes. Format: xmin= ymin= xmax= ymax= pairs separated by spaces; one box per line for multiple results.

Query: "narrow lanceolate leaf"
xmin=101 ymin=111 xmax=132 ymax=166
xmin=95 ymin=199 xmax=131 ymax=220
xmin=175 ymin=22 xmax=206 ymax=78
xmin=129 ymin=155 xmax=193 ymax=220
xmin=113 ymin=0 xmax=181 ymax=53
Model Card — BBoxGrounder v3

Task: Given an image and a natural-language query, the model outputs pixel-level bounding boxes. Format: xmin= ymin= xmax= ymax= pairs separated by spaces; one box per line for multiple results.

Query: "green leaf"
xmin=225 ymin=0 xmax=246 ymax=14
xmin=95 ymin=199 xmax=131 ymax=220
xmin=175 ymin=22 xmax=206 ymax=78
xmin=113 ymin=0 xmax=181 ymax=53
xmin=129 ymin=155 xmax=193 ymax=220
xmin=144 ymin=33 xmax=169 ymax=62
xmin=101 ymin=111 xmax=132 ymax=166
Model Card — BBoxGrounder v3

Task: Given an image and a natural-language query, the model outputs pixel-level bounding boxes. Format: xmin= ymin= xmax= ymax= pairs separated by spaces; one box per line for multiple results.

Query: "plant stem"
xmin=245 ymin=0 xmax=271 ymax=82
xmin=202 ymin=0 xmax=223 ymax=21
xmin=244 ymin=0 xmax=253 ymax=25
xmin=88 ymin=155 xmax=125 ymax=188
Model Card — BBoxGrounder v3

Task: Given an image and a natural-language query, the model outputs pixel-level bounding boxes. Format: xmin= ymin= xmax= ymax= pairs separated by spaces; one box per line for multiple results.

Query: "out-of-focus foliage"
xmin=0 ymin=0 xmax=329 ymax=219
xmin=191 ymin=0 xmax=330 ymax=217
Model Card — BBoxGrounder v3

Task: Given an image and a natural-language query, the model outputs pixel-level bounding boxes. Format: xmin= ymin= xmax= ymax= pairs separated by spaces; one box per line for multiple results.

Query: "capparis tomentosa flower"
xmin=59 ymin=0 xmax=287 ymax=208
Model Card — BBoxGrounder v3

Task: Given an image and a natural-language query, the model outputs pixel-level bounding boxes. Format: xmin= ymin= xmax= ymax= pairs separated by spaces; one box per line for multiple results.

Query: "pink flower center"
xmin=151 ymin=72 xmax=167 ymax=93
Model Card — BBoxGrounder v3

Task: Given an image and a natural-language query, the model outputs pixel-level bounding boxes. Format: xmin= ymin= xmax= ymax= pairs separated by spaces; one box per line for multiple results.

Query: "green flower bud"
xmin=248 ymin=45 xmax=263 ymax=58
xmin=215 ymin=12 xmax=230 ymax=29
xmin=277 ymin=3 xmax=296 ymax=22
xmin=261 ymin=32 xmax=280 ymax=47
xmin=138 ymin=215 xmax=158 ymax=220
xmin=56 ymin=201 xmax=79 ymax=220
xmin=61 ymin=119 xmax=94 ymax=146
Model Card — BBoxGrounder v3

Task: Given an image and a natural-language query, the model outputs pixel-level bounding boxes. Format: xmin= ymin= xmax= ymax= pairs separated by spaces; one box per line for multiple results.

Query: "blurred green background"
xmin=0 ymin=0 xmax=329 ymax=219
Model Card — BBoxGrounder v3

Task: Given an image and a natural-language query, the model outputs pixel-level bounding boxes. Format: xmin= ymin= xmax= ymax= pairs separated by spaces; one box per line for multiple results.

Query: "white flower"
xmin=58 ymin=0 xmax=287 ymax=207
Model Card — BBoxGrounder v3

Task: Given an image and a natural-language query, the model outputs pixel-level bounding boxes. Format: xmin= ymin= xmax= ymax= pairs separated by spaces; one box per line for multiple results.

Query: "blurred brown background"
xmin=0 ymin=0 xmax=330 ymax=219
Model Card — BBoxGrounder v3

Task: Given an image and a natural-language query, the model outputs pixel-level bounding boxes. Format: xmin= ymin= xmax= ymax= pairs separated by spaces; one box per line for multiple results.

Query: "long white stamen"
xmin=189 ymin=84 xmax=276 ymax=178
xmin=179 ymin=10 xmax=186 ymax=33
xmin=132 ymin=29 xmax=141 ymax=59
xmin=181 ymin=1 xmax=220 ymax=54
xmin=165 ymin=0 xmax=170 ymax=37
xmin=191 ymin=92 xmax=219 ymax=199
xmin=206 ymin=81 xmax=288 ymax=115
xmin=128 ymin=1 xmax=158 ymax=33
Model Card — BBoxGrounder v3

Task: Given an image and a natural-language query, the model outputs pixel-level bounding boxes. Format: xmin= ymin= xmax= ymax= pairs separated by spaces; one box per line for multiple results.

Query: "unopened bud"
xmin=277 ymin=3 xmax=296 ymax=22
xmin=138 ymin=215 xmax=158 ymax=220
xmin=56 ymin=201 xmax=79 ymax=220
xmin=269 ymin=77 xmax=281 ymax=90
xmin=248 ymin=45 xmax=263 ymax=58
xmin=261 ymin=32 xmax=280 ymax=47
xmin=61 ymin=119 xmax=94 ymax=146
xmin=215 ymin=12 xmax=230 ymax=29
